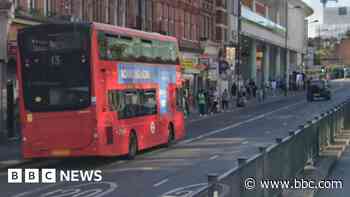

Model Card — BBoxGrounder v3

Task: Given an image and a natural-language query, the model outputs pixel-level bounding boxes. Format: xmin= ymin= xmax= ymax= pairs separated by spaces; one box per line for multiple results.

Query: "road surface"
xmin=0 ymin=80 xmax=349 ymax=197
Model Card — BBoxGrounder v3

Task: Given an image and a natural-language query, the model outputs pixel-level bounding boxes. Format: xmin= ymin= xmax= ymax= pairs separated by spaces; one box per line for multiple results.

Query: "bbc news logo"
xmin=8 ymin=169 xmax=102 ymax=183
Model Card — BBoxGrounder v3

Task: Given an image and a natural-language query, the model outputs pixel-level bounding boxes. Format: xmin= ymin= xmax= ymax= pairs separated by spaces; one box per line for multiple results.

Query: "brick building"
xmin=336 ymin=39 xmax=350 ymax=66
xmin=215 ymin=0 xmax=228 ymax=43
xmin=7 ymin=0 xmax=222 ymax=100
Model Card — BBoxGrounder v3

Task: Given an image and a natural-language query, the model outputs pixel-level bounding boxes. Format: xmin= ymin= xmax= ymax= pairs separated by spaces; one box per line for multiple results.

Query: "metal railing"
xmin=193 ymin=98 xmax=350 ymax=197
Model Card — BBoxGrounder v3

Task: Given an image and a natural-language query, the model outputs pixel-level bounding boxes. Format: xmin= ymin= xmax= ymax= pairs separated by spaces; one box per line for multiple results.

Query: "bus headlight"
xmin=22 ymin=137 xmax=27 ymax=142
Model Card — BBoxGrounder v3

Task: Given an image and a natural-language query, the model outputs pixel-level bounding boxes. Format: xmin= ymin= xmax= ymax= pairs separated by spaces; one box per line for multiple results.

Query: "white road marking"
xmin=116 ymin=160 xmax=126 ymax=164
xmin=241 ymin=141 xmax=249 ymax=145
xmin=103 ymin=167 xmax=156 ymax=173
xmin=153 ymin=179 xmax=169 ymax=187
xmin=13 ymin=182 xmax=118 ymax=197
xmin=0 ymin=160 xmax=22 ymax=165
xmin=209 ymin=155 xmax=219 ymax=160
xmin=179 ymin=101 xmax=304 ymax=146
xmin=12 ymin=183 xmax=63 ymax=197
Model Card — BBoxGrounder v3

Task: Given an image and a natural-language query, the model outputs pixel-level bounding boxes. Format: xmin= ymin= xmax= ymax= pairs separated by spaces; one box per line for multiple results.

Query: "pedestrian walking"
xmin=302 ymin=72 xmax=306 ymax=90
xmin=231 ymin=83 xmax=237 ymax=97
xmin=258 ymin=87 xmax=264 ymax=103
xmin=183 ymin=88 xmax=190 ymax=117
xmin=252 ymin=83 xmax=257 ymax=98
xmin=222 ymin=89 xmax=229 ymax=111
xmin=211 ymin=89 xmax=219 ymax=114
xmin=197 ymin=90 xmax=206 ymax=116
xmin=271 ymin=79 xmax=277 ymax=96
xmin=204 ymin=90 xmax=210 ymax=115
xmin=246 ymin=83 xmax=251 ymax=99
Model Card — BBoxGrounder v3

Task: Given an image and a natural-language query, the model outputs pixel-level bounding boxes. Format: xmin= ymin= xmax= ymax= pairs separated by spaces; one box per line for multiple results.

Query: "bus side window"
xmin=140 ymin=90 xmax=157 ymax=115
xmin=118 ymin=91 xmax=139 ymax=119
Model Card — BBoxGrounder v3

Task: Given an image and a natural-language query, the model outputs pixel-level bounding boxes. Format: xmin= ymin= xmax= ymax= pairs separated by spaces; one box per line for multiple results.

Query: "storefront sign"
xmin=183 ymin=68 xmax=200 ymax=74
xmin=242 ymin=6 xmax=286 ymax=33
xmin=199 ymin=57 xmax=209 ymax=67
xmin=182 ymin=59 xmax=194 ymax=69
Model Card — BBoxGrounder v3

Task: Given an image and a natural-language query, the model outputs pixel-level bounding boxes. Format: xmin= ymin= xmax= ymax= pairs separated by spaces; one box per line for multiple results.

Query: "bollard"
xmin=329 ymin=109 xmax=335 ymax=144
xmin=238 ymin=158 xmax=248 ymax=167
xmin=329 ymin=110 xmax=334 ymax=145
xmin=345 ymin=102 xmax=350 ymax=130
xmin=289 ymin=131 xmax=295 ymax=136
xmin=340 ymin=105 xmax=345 ymax=130
xmin=275 ymin=138 xmax=283 ymax=143
xmin=208 ymin=173 xmax=219 ymax=197
xmin=259 ymin=146 xmax=267 ymax=153
xmin=314 ymin=116 xmax=320 ymax=124
xmin=335 ymin=107 xmax=340 ymax=136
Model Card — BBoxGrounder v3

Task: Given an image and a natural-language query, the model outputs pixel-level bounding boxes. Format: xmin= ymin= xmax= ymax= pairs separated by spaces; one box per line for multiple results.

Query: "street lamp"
xmin=304 ymin=20 xmax=319 ymax=76
xmin=233 ymin=0 xmax=243 ymax=107
xmin=285 ymin=1 xmax=302 ymax=95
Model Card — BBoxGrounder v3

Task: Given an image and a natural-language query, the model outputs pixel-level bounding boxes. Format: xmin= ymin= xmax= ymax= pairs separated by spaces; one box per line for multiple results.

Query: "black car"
xmin=307 ymin=80 xmax=331 ymax=102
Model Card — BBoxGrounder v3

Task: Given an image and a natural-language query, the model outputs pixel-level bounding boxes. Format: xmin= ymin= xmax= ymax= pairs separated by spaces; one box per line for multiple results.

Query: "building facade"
xmin=336 ymin=39 xmax=350 ymax=66
xmin=227 ymin=0 xmax=312 ymax=88
xmin=6 ymin=0 xmax=225 ymax=112
xmin=319 ymin=6 xmax=350 ymax=39
xmin=5 ymin=0 xmax=312 ymax=115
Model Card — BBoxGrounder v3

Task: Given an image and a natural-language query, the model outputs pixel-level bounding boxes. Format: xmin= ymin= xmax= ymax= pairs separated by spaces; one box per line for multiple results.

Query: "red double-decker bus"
xmin=17 ymin=23 xmax=185 ymax=159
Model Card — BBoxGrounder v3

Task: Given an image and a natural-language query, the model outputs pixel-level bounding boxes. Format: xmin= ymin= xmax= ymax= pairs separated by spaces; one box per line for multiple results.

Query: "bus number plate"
xmin=51 ymin=149 xmax=71 ymax=156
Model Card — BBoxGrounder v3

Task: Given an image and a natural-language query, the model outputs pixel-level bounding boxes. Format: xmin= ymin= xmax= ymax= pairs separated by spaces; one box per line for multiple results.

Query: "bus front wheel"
xmin=127 ymin=132 xmax=138 ymax=160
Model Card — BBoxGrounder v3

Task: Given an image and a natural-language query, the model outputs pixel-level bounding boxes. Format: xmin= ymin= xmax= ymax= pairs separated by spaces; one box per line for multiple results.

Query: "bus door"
xmin=106 ymin=89 xmax=119 ymax=146
xmin=140 ymin=89 xmax=160 ymax=147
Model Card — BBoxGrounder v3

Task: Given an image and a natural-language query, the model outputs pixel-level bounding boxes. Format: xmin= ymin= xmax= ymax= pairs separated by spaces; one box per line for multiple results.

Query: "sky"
xmin=303 ymin=0 xmax=350 ymax=37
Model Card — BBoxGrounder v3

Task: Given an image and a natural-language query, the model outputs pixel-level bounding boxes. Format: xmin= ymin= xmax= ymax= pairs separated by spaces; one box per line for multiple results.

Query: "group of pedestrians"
xmin=196 ymin=88 xmax=232 ymax=116
xmin=195 ymin=79 xmax=264 ymax=117
xmin=183 ymin=74 xmax=310 ymax=119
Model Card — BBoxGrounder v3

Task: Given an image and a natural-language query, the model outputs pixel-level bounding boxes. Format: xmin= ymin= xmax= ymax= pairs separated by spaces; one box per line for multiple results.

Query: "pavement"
xmin=316 ymin=145 xmax=350 ymax=197
xmin=284 ymin=130 xmax=350 ymax=197
xmin=185 ymin=90 xmax=302 ymax=123
xmin=0 ymin=80 xmax=349 ymax=197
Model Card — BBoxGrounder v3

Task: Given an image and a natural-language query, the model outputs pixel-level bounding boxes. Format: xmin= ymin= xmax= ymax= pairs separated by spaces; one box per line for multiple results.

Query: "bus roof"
xmin=92 ymin=22 xmax=177 ymax=43
xmin=18 ymin=22 xmax=178 ymax=43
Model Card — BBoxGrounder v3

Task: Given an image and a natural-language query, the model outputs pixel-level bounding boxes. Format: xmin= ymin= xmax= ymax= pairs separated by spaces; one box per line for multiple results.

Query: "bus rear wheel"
xmin=127 ymin=132 xmax=138 ymax=160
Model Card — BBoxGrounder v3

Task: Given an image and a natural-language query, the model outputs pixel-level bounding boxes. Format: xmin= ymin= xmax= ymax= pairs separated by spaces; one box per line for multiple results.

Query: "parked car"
xmin=307 ymin=80 xmax=331 ymax=102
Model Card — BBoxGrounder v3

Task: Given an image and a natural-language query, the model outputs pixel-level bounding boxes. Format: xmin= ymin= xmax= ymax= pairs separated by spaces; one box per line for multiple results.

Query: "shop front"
xmin=181 ymin=52 xmax=207 ymax=109
xmin=7 ymin=18 xmax=40 ymax=80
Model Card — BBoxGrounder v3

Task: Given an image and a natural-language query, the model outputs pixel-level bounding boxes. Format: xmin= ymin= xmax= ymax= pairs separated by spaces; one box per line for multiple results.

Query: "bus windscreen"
xmin=18 ymin=26 xmax=91 ymax=112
